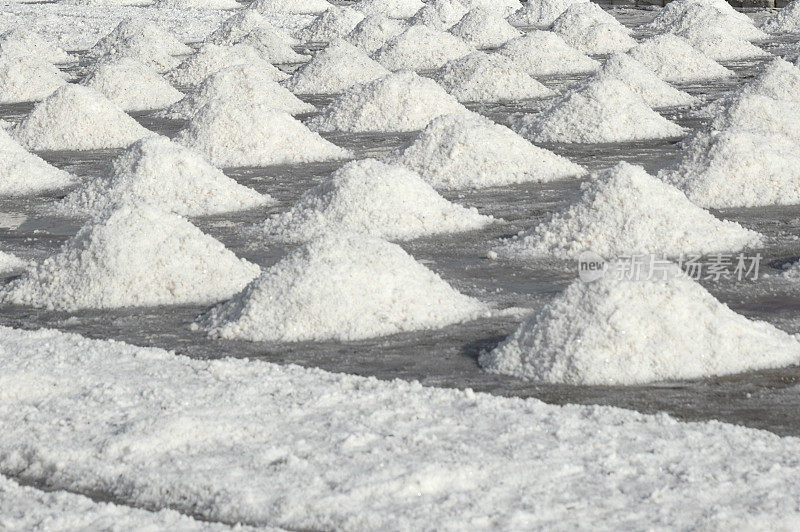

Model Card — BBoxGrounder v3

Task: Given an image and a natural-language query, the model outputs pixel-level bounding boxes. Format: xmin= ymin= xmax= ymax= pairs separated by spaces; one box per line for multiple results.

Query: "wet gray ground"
xmin=4 ymin=9 xmax=800 ymax=436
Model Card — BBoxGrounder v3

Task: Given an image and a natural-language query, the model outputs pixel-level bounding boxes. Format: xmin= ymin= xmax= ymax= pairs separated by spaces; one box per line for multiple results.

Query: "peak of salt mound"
xmin=345 ymin=14 xmax=407 ymax=53
xmin=159 ymin=64 xmax=314 ymax=120
xmin=432 ymin=52 xmax=553 ymax=102
xmin=762 ymin=0 xmax=800 ymax=33
xmin=207 ymin=11 xmax=307 ymax=63
xmin=480 ymin=261 xmax=800 ymax=385
xmin=448 ymin=8 xmax=521 ymax=48
xmin=628 ymin=34 xmax=733 ymax=84
xmin=153 ymin=0 xmax=240 ymax=8
xmin=0 ymin=128 xmax=76 ymax=195
xmin=307 ymin=71 xmax=472 ymax=132
xmin=373 ymin=24 xmax=474 ymax=71
xmin=0 ymin=29 xmax=72 ymax=64
xmin=596 ymin=53 xmax=696 ymax=108
xmin=495 ymin=162 xmax=760 ymax=260
xmin=550 ymin=2 xmax=636 ymax=55
xmin=708 ymin=95 xmax=800 ymax=143
xmin=507 ymin=0 xmax=588 ymax=28
xmin=80 ymin=57 xmax=183 ymax=112
xmin=87 ymin=19 xmax=191 ymax=71
xmin=261 ymin=158 xmax=493 ymax=242
xmin=646 ymin=0 xmax=767 ymax=41
xmin=12 ymin=84 xmax=150 ymax=151
xmin=515 ymin=76 xmax=685 ymax=143
xmin=286 ymin=39 xmax=389 ymax=94
xmin=703 ymin=58 xmax=800 ymax=116
xmin=299 ymin=6 xmax=365 ymax=42
xmin=249 ymin=0 xmax=333 ymax=14
xmin=1 ymin=202 xmax=260 ymax=310
xmin=197 ymin=232 xmax=489 ymax=342
xmin=496 ymin=31 xmax=599 ymax=77
xmin=460 ymin=0 xmax=520 ymax=18
xmin=0 ymin=55 xmax=66 ymax=104
xmin=174 ymin=99 xmax=350 ymax=167
xmin=409 ymin=0 xmax=468 ymax=30
xmin=58 ymin=136 xmax=272 ymax=217
xmin=673 ymin=25 xmax=769 ymax=61
xmin=354 ymin=0 xmax=425 ymax=19
xmin=385 ymin=113 xmax=585 ymax=189
xmin=166 ymin=44 xmax=288 ymax=88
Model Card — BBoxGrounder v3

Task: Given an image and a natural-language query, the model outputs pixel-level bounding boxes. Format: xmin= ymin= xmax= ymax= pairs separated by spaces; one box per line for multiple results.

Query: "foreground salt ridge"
xmin=0 ymin=55 xmax=66 ymax=104
xmin=0 ymin=128 xmax=77 ymax=196
xmin=285 ymin=39 xmax=389 ymax=95
xmin=80 ymin=56 xmax=184 ymax=112
xmin=4 ymin=326 xmax=800 ymax=529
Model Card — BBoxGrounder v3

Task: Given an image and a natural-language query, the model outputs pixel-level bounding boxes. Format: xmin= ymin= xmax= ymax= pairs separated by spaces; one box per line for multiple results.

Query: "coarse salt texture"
xmin=645 ymin=0 xmax=767 ymax=41
xmin=409 ymin=0 xmax=468 ymax=30
xmin=260 ymin=158 xmax=493 ymax=242
xmin=165 ymin=44 xmax=288 ymax=88
xmin=496 ymin=31 xmax=599 ymax=77
xmin=700 ymin=58 xmax=800 ymax=116
xmin=197 ymin=232 xmax=489 ymax=342
xmin=153 ymin=0 xmax=240 ymax=8
xmin=514 ymin=76 xmax=685 ymax=143
xmin=345 ymin=14 xmax=407 ymax=53
xmin=448 ymin=7 xmax=521 ymax=49
xmin=57 ymin=136 xmax=272 ymax=217
xmin=762 ymin=0 xmax=800 ymax=33
xmin=460 ymin=0 xmax=520 ymax=18
xmin=0 ymin=55 xmax=66 ymax=104
xmin=507 ymin=0 xmax=588 ymax=28
xmin=174 ymin=99 xmax=350 ymax=167
xmin=86 ymin=19 xmax=191 ymax=73
xmin=673 ymin=25 xmax=769 ymax=62
xmin=285 ymin=39 xmax=389 ymax=94
xmin=595 ymin=53 xmax=696 ymax=108
xmin=480 ymin=262 xmax=800 ymax=385
xmin=353 ymin=0 xmax=425 ymax=19
xmin=385 ymin=113 xmax=586 ymax=189
xmin=373 ymin=24 xmax=474 ymax=71
xmin=0 ymin=128 xmax=77 ymax=195
xmin=298 ymin=6 xmax=365 ymax=42
xmin=0 ymin=251 xmax=25 ymax=274
xmin=249 ymin=0 xmax=333 ymax=15
xmin=307 ymin=71 xmax=473 ymax=133
xmin=207 ymin=11 xmax=307 ymax=63
xmin=159 ymin=64 xmax=314 ymax=120
xmin=495 ymin=162 xmax=761 ymax=260
xmin=707 ymin=95 xmax=800 ymax=143
xmin=550 ymin=2 xmax=636 ymax=55
xmin=12 ymin=84 xmax=150 ymax=151
xmin=0 ymin=29 xmax=72 ymax=64
xmin=1 ymin=202 xmax=261 ymax=311
xmin=80 ymin=57 xmax=183 ymax=112
xmin=627 ymin=34 xmax=734 ymax=84
xmin=431 ymin=52 xmax=553 ymax=102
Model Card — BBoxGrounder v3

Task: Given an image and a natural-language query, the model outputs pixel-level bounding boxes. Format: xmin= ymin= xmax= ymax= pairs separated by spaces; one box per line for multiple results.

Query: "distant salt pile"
xmin=0 ymin=29 xmax=72 ymax=64
xmin=197 ymin=232 xmax=488 ymax=342
xmin=298 ymin=6 xmax=365 ymax=42
xmin=762 ymin=0 xmax=800 ymax=34
xmin=353 ymin=0 xmax=425 ymax=19
xmin=0 ymin=251 xmax=25 ymax=274
xmin=595 ymin=53 xmax=696 ymax=108
xmin=702 ymin=58 xmax=800 ymax=116
xmin=165 ymin=44 xmax=288 ymax=88
xmin=58 ymin=136 xmax=271 ymax=217
xmin=12 ymin=85 xmax=150 ymax=151
xmin=154 ymin=0 xmax=240 ymax=8
xmin=286 ymin=39 xmax=389 ymax=94
xmin=460 ymin=0 xmax=520 ymax=18
xmin=385 ymin=114 xmax=585 ymax=189
xmin=0 ymin=128 xmax=76 ymax=195
xmin=308 ymin=71 xmax=472 ymax=132
xmin=175 ymin=99 xmax=350 ymax=167
xmin=87 ymin=19 xmax=190 ymax=72
xmin=507 ymin=0 xmax=588 ymax=28
xmin=673 ymin=26 xmax=769 ymax=61
xmin=1 ymin=203 xmax=260 ymax=310
xmin=627 ymin=34 xmax=733 ymax=84
xmin=80 ymin=57 xmax=183 ymax=112
xmin=550 ymin=2 xmax=636 ymax=55
xmin=207 ymin=11 xmax=308 ymax=63
xmin=496 ymin=31 xmax=599 ymax=77
xmin=646 ymin=0 xmax=767 ymax=41
xmin=373 ymin=25 xmax=474 ymax=71
xmin=495 ymin=162 xmax=760 ymax=260
xmin=345 ymin=14 xmax=407 ymax=53
xmin=448 ymin=8 xmax=521 ymax=48
xmin=0 ymin=55 xmax=66 ymax=104
xmin=249 ymin=0 xmax=333 ymax=14
xmin=515 ymin=77 xmax=685 ymax=143
xmin=432 ymin=52 xmax=553 ymax=102
xmin=160 ymin=64 xmax=313 ymax=120
xmin=410 ymin=0 xmax=468 ymax=30
xmin=480 ymin=262 xmax=800 ymax=385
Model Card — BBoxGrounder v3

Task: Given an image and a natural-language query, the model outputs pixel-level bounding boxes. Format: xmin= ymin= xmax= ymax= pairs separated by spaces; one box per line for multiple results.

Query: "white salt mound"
xmin=373 ymin=24 xmax=474 ymax=71
xmin=80 ymin=57 xmax=183 ymax=112
xmin=299 ymin=6 xmax=365 ymax=42
xmin=385 ymin=113 xmax=586 ymax=189
xmin=707 ymin=95 xmax=800 ymax=143
xmin=550 ymin=2 xmax=636 ymax=55
xmin=507 ymin=0 xmax=588 ymax=28
xmin=496 ymin=31 xmax=599 ymax=77
xmin=762 ymin=0 xmax=800 ymax=33
xmin=431 ymin=52 xmax=553 ymax=102
xmin=0 ymin=251 xmax=25 ymax=274
xmin=514 ymin=77 xmax=685 ymax=143
xmin=207 ymin=11 xmax=307 ymax=63
xmin=154 ymin=0 xmax=240 ymax=8
xmin=674 ymin=25 xmax=769 ymax=61
xmin=57 ymin=136 xmax=272 ymax=217
xmin=174 ymin=99 xmax=350 ymax=167
xmin=0 ymin=29 xmax=72 ymax=64
xmin=197 ymin=232 xmax=489 ymax=342
xmin=1 ymin=202 xmax=260 ymax=310
xmin=0 ymin=55 xmax=66 ymax=104
xmin=0 ymin=128 xmax=76 ymax=195
xmin=495 ymin=162 xmax=761 ymax=260
xmin=308 ymin=71 xmax=472 ymax=132
xmin=701 ymin=58 xmax=800 ymax=117
xmin=286 ymin=39 xmax=389 ymax=94
xmin=159 ymin=64 xmax=314 ymax=120
xmin=646 ymin=0 xmax=767 ymax=41
xmin=261 ymin=158 xmax=493 ymax=242
xmin=345 ymin=14 xmax=407 ymax=53
xmin=12 ymin=84 xmax=150 ymax=151
xmin=595 ymin=53 xmax=696 ymax=108
xmin=480 ymin=262 xmax=800 ymax=385
xmin=410 ymin=0 xmax=468 ymax=30
xmin=87 ymin=19 xmax=191 ymax=72
xmin=250 ymin=0 xmax=333 ymax=14
xmin=460 ymin=0 xmax=520 ymax=18
xmin=354 ymin=0 xmax=425 ymax=19
xmin=448 ymin=8 xmax=521 ymax=48
xmin=627 ymin=34 xmax=734 ymax=84
xmin=165 ymin=44 xmax=288 ymax=88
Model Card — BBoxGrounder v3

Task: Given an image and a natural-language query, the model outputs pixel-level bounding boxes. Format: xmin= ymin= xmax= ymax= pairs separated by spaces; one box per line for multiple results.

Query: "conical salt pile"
xmin=385 ymin=114 xmax=585 ymax=189
xmin=550 ymin=2 xmax=636 ymax=55
xmin=57 ymin=136 xmax=272 ymax=217
xmin=165 ymin=44 xmax=288 ymax=88
xmin=673 ymin=25 xmax=769 ymax=62
xmin=86 ymin=19 xmax=191 ymax=72
xmin=448 ymin=8 xmax=521 ymax=49
xmin=645 ymin=0 xmax=767 ymax=41
xmin=0 ymin=29 xmax=72 ymax=64
xmin=298 ymin=6 xmax=365 ymax=43
xmin=0 ymin=55 xmax=66 ymax=104
xmin=373 ymin=25 xmax=474 ymax=71
xmin=196 ymin=232 xmax=489 ymax=342
xmin=496 ymin=31 xmax=599 ymax=77
xmin=762 ymin=0 xmax=800 ymax=34
xmin=1 ymin=202 xmax=261 ymax=310
xmin=345 ymin=14 xmax=407 ymax=53
xmin=80 ymin=57 xmax=183 ymax=112
xmin=285 ymin=39 xmax=389 ymax=94
xmin=207 ymin=11 xmax=307 ymax=63
xmin=353 ymin=0 xmax=425 ymax=19
xmin=0 ymin=128 xmax=77 ymax=195
xmin=410 ymin=0 xmax=468 ymax=30
xmin=250 ymin=0 xmax=334 ymax=15
xmin=708 ymin=95 xmax=800 ymax=143
xmin=480 ymin=261 xmax=800 ymax=385
xmin=507 ymin=0 xmax=588 ymax=28
xmin=628 ymin=34 xmax=734 ymax=84
xmin=595 ymin=53 xmax=696 ymax=108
